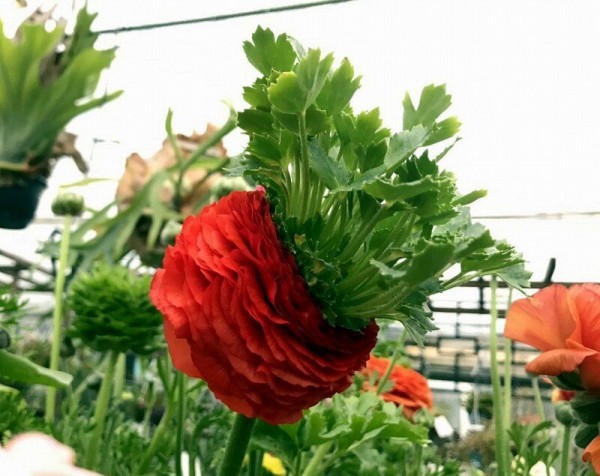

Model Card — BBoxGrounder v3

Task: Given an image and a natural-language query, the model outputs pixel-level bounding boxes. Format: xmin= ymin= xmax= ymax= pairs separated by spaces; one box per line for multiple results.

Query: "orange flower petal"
xmin=505 ymin=285 xmax=578 ymax=351
xmin=583 ymin=435 xmax=600 ymax=474
xmin=570 ymin=285 xmax=600 ymax=351
xmin=525 ymin=348 xmax=595 ymax=376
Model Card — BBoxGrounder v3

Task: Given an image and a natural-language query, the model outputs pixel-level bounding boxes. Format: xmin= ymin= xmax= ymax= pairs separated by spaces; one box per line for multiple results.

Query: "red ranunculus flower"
xmin=364 ymin=355 xmax=433 ymax=418
xmin=150 ymin=190 xmax=378 ymax=424
xmin=505 ymin=284 xmax=600 ymax=390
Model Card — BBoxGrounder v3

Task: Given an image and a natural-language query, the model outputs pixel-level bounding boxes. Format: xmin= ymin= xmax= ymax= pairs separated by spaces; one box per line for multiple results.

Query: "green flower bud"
xmin=51 ymin=192 xmax=85 ymax=217
xmin=575 ymin=424 xmax=600 ymax=449
xmin=554 ymin=401 xmax=577 ymax=426
xmin=69 ymin=263 xmax=162 ymax=355
xmin=571 ymin=392 xmax=600 ymax=425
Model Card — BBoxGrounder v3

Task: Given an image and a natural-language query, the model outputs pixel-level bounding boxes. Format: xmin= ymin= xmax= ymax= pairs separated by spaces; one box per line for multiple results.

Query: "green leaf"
xmin=237 ymin=108 xmax=274 ymax=134
xmin=372 ymin=239 xmax=455 ymax=286
xmin=497 ymin=264 xmax=532 ymax=292
xmin=0 ymin=350 xmax=72 ymax=388
xmin=424 ymin=116 xmax=461 ymax=145
xmin=242 ymin=26 xmax=296 ymax=76
xmin=384 ymin=125 xmax=428 ymax=170
xmin=363 ymin=176 xmax=440 ymax=203
xmin=251 ymin=420 xmax=298 ymax=469
xmin=317 ymin=58 xmax=361 ymax=115
xmin=267 ymin=72 xmax=305 ymax=113
xmin=308 ymin=139 xmax=349 ymax=190
xmin=403 ymin=84 xmax=452 ymax=130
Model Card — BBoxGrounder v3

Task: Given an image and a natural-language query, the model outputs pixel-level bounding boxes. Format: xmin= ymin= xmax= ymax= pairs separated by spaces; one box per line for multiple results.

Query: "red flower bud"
xmin=150 ymin=190 xmax=378 ymax=424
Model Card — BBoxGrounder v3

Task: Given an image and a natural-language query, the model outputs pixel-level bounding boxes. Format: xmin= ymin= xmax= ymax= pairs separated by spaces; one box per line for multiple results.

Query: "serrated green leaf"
xmin=384 ymin=125 xmax=428 ymax=170
xmin=242 ymin=26 xmax=296 ymax=76
xmin=268 ymin=72 xmax=305 ymax=113
xmin=308 ymin=139 xmax=350 ymax=190
xmin=424 ymin=116 xmax=461 ymax=145
xmin=403 ymin=84 xmax=452 ymax=130
xmin=363 ymin=176 xmax=439 ymax=203
xmin=317 ymin=58 xmax=361 ymax=115
xmin=295 ymin=49 xmax=334 ymax=109
xmin=0 ymin=350 xmax=72 ymax=388
xmin=237 ymin=108 xmax=274 ymax=134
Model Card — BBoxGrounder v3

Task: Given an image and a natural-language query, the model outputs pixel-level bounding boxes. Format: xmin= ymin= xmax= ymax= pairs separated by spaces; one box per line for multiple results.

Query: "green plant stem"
xmin=85 ymin=350 xmax=119 ymax=469
xmin=503 ymin=288 xmax=514 ymax=431
xmin=45 ymin=214 xmax=72 ymax=424
xmin=413 ymin=445 xmax=423 ymax=476
xmin=136 ymin=397 xmax=174 ymax=475
xmin=561 ymin=423 xmax=571 ymax=476
xmin=531 ymin=376 xmax=545 ymax=421
xmin=249 ymin=449 xmax=264 ymax=476
xmin=217 ymin=413 xmax=256 ymax=476
xmin=489 ymin=276 xmax=507 ymax=476
xmin=175 ymin=372 xmax=187 ymax=476
xmin=297 ymin=111 xmax=310 ymax=221
xmin=376 ymin=328 xmax=408 ymax=395
xmin=113 ymin=353 xmax=126 ymax=399
xmin=302 ymin=441 xmax=333 ymax=476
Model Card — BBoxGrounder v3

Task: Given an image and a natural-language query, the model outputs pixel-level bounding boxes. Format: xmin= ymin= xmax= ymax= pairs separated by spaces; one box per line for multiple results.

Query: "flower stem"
xmin=217 ymin=413 xmax=256 ymax=476
xmin=136 ymin=396 xmax=173 ymax=475
xmin=302 ymin=441 xmax=333 ymax=476
xmin=561 ymin=423 xmax=571 ymax=476
xmin=489 ymin=276 xmax=507 ymax=476
xmin=376 ymin=328 xmax=408 ymax=395
xmin=84 ymin=350 xmax=119 ymax=469
xmin=297 ymin=111 xmax=310 ymax=221
xmin=175 ymin=372 xmax=187 ymax=476
xmin=503 ymin=288 xmax=514 ymax=431
xmin=45 ymin=214 xmax=72 ymax=424
xmin=531 ymin=375 xmax=545 ymax=421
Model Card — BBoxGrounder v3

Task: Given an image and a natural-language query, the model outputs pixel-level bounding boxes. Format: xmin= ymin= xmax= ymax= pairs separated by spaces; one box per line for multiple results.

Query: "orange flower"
xmin=583 ymin=436 xmax=600 ymax=475
xmin=364 ymin=355 xmax=433 ymax=418
xmin=504 ymin=284 xmax=600 ymax=390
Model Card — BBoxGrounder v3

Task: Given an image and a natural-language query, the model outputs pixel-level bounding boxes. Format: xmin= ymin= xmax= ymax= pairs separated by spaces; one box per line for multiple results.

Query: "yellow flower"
xmin=263 ymin=453 xmax=286 ymax=475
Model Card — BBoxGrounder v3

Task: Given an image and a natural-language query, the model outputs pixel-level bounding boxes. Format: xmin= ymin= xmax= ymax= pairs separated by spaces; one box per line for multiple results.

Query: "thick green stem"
xmin=376 ymin=328 xmax=408 ymax=395
xmin=113 ymin=353 xmax=126 ymax=399
xmin=85 ymin=351 xmax=119 ymax=469
xmin=489 ymin=277 xmax=507 ymax=476
xmin=45 ymin=214 xmax=72 ymax=424
xmin=561 ymin=423 xmax=571 ymax=476
xmin=175 ymin=372 xmax=187 ymax=476
xmin=531 ymin=376 xmax=545 ymax=421
xmin=338 ymin=207 xmax=386 ymax=263
xmin=217 ymin=413 xmax=256 ymax=476
xmin=302 ymin=441 xmax=333 ymax=476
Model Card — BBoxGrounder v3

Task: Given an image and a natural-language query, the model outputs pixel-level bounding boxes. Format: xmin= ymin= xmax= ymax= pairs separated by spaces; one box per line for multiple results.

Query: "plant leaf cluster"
xmin=68 ymin=262 xmax=162 ymax=354
xmin=250 ymin=391 xmax=428 ymax=475
xmin=0 ymin=7 xmax=121 ymax=174
xmin=236 ymin=27 xmax=529 ymax=341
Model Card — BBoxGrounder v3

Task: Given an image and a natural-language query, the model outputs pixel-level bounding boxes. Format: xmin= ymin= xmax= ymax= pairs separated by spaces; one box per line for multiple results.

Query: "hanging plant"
xmin=0 ymin=6 xmax=121 ymax=229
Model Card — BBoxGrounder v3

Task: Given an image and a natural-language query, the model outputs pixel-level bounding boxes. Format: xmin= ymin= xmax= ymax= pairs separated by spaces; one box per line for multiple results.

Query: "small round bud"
xmin=51 ymin=192 xmax=85 ymax=217
xmin=555 ymin=401 xmax=577 ymax=426
xmin=160 ymin=220 xmax=182 ymax=246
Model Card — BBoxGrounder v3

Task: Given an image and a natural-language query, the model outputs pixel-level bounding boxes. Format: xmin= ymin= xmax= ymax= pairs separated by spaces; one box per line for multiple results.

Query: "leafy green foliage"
xmin=251 ymin=392 xmax=429 ymax=475
xmin=507 ymin=422 xmax=560 ymax=475
xmin=0 ymin=7 xmax=121 ymax=173
xmin=0 ymin=385 xmax=46 ymax=440
xmin=69 ymin=263 xmax=162 ymax=354
xmin=0 ymin=349 xmax=72 ymax=388
xmin=236 ymin=27 xmax=528 ymax=340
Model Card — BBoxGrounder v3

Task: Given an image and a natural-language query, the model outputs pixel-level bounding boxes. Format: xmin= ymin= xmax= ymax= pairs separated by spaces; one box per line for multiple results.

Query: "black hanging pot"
xmin=0 ymin=172 xmax=48 ymax=229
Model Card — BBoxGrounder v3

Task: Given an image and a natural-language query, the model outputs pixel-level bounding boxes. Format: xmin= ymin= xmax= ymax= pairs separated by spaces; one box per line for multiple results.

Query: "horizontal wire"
xmin=94 ymin=0 xmax=357 ymax=35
